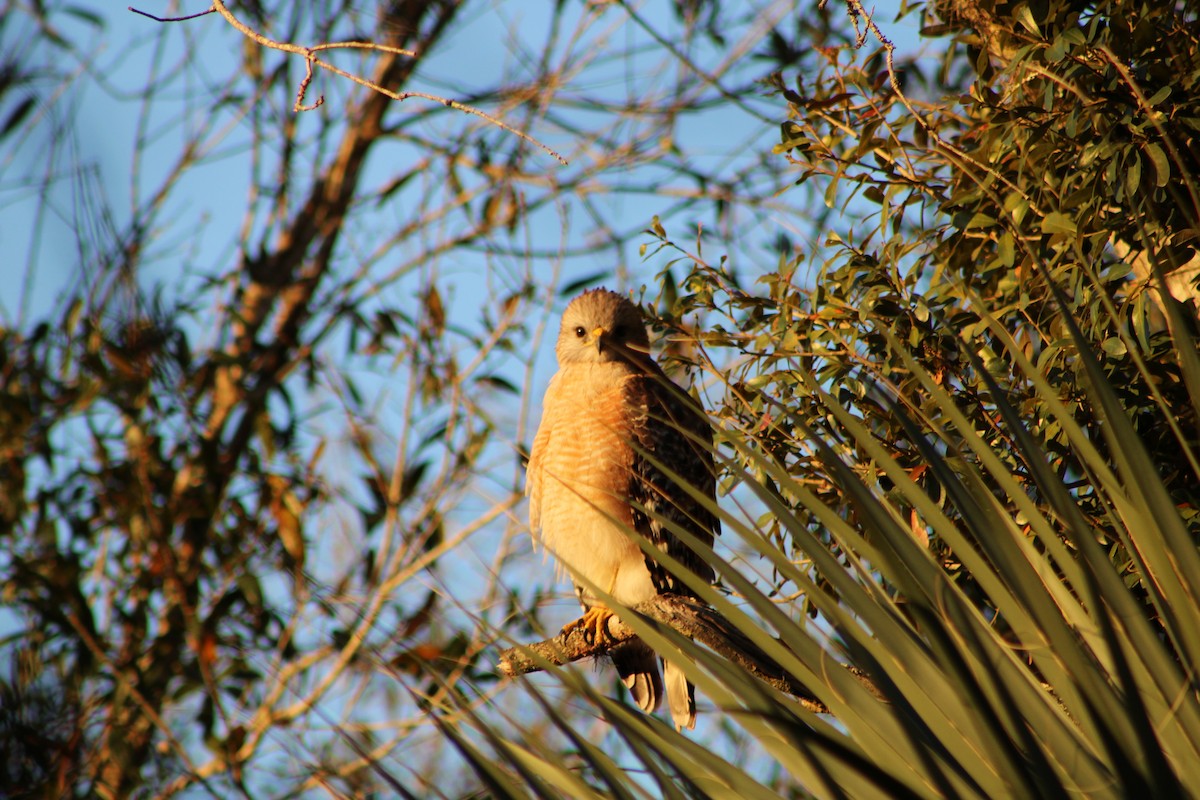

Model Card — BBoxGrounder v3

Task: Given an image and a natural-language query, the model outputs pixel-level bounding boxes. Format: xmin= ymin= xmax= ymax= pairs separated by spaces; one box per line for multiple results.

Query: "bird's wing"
xmin=624 ymin=371 xmax=718 ymax=596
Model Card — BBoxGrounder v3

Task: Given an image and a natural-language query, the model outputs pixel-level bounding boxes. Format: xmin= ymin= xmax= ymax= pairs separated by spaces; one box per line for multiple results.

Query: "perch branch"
xmin=498 ymin=594 xmax=878 ymax=716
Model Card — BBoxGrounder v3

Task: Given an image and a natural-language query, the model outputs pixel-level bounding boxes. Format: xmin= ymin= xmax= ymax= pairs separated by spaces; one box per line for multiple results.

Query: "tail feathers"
xmin=610 ymin=639 xmax=662 ymax=713
xmin=664 ymin=659 xmax=696 ymax=731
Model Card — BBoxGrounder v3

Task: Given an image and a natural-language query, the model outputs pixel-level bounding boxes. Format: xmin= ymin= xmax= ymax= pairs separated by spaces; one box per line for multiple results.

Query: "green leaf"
xmin=1101 ymin=337 xmax=1127 ymax=357
xmin=1014 ymin=3 xmax=1041 ymax=35
xmin=1145 ymin=142 xmax=1170 ymax=187
xmin=997 ymin=231 xmax=1015 ymax=268
xmin=1146 ymin=86 xmax=1172 ymax=107
xmin=1040 ymin=212 xmax=1076 ymax=235
xmin=965 ymin=212 xmax=997 ymax=230
xmin=1126 ymin=152 xmax=1142 ymax=197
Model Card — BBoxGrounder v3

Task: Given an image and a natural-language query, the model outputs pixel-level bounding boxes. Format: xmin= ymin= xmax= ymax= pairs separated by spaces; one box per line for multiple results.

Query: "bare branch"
xmin=129 ymin=1 xmax=566 ymax=163
xmin=127 ymin=6 xmax=216 ymax=23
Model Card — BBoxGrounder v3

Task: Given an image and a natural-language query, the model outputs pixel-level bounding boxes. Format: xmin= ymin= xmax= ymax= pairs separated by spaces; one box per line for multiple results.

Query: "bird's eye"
xmin=574 ymin=326 xmax=586 ymax=338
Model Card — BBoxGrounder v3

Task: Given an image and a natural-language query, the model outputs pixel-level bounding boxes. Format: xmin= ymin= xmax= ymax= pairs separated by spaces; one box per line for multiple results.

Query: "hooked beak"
xmin=591 ymin=326 xmax=607 ymax=354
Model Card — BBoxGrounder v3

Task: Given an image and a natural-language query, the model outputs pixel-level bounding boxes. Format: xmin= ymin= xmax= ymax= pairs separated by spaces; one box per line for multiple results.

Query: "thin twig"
xmin=128 ymin=6 xmax=216 ymax=23
xmin=295 ymin=55 xmax=322 ymax=111
xmin=128 ymin=1 xmax=567 ymax=164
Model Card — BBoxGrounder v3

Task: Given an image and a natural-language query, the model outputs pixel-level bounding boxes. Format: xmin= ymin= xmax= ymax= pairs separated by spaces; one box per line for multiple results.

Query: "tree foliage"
xmin=2 ymin=0 xmax=1200 ymax=797
xmin=682 ymin=0 xmax=1200 ymax=620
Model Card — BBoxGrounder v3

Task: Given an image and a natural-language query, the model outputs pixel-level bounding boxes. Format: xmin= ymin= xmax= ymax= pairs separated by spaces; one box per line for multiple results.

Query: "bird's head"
xmin=555 ymin=288 xmax=652 ymax=366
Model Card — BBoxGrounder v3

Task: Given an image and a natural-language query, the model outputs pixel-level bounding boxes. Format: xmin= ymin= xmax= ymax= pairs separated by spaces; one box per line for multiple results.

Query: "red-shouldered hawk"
xmin=526 ymin=288 xmax=718 ymax=730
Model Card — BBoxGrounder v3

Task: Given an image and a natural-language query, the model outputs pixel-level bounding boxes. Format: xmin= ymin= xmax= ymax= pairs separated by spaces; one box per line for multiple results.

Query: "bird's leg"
xmin=561 ymin=606 xmax=616 ymax=646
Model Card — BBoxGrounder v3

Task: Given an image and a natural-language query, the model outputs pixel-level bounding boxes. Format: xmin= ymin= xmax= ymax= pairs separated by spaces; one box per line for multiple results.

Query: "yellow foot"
xmin=561 ymin=607 xmax=615 ymax=646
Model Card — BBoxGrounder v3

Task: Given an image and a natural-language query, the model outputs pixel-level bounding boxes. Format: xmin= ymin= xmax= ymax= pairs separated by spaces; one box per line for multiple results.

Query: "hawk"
xmin=526 ymin=288 xmax=718 ymax=730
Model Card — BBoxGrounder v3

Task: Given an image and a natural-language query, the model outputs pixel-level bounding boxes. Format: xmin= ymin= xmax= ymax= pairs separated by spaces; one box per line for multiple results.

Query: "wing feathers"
xmin=624 ymin=373 xmax=718 ymax=595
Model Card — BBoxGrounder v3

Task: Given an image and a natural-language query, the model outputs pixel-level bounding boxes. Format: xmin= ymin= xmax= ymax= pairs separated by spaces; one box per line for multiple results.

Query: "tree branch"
xmin=128 ymin=1 xmax=565 ymax=163
xmin=497 ymin=595 xmax=878 ymax=716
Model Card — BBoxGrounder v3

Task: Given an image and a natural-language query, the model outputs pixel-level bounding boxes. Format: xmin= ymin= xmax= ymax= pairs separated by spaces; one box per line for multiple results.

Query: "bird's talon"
xmin=563 ymin=607 xmax=614 ymax=646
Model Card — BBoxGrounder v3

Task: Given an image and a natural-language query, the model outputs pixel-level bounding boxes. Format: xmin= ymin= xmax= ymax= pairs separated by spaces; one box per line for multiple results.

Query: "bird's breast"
xmin=529 ymin=367 xmax=651 ymax=597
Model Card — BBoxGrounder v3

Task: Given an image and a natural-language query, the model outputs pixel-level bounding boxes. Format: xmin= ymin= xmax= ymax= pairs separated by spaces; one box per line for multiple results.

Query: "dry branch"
xmin=497 ymin=594 xmax=878 ymax=716
xmin=129 ymin=1 xmax=565 ymax=163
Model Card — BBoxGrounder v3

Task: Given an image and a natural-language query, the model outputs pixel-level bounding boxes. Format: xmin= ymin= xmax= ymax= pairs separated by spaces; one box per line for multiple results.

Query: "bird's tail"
xmin=610 ymin=639 xmax=662 ymax=713
xmin=664 ymin=659 xmax=696 ymax=731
